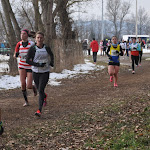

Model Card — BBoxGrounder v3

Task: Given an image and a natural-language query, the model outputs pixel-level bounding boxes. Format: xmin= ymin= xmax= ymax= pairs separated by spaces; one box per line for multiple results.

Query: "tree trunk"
xmin=32 ymin=0 xmax=45 ymax=33
xmin=57 ymin=0 xmax=73 ymax=39
xmin=5 ymin=0 xmax=21 ymax=41
xmin=22 ymin=6 xmax=34 ymax=31
xmin=45 ymin=0 xmax=53 ymax=46
xmin=1 ymin=0 xmax=18 ymax=74
xmin=0 ymin=11 xmax=10 ymax=44
xmin=41 ymin=0 xmax=48 ymax=29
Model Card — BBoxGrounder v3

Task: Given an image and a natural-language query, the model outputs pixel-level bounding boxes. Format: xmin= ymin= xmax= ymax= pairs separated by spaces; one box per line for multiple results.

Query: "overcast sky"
xmin=72 ymin=0 xmax=150 ymax=20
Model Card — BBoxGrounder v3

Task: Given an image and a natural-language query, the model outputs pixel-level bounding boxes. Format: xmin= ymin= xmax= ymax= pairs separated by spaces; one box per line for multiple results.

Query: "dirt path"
xmin=0 ymin=55 xmax=150 ymax=128
xmin=0 ymin=55 xmax=150 ymax=149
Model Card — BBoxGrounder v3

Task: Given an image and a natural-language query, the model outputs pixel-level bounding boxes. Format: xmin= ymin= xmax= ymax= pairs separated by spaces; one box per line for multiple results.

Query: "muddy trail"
xmin=0 ymin=55 xmax=150 ymax=149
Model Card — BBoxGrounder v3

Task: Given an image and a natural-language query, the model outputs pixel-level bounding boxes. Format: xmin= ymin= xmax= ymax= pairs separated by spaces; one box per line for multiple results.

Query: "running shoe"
xmin=114 ymin=83 xmax=118 ymax=87
xmin=35 ymin=110 xmax=41 ymax=117
xmin=110 ymin=76 xmax=113 ymax=82
xmin=43 ymin=93 xmax=47 ymax=107
xmin=132 ymin=71 xmax=135 ymax=74
xmin=139 ymin=64 xmax=141 ymax=66
xmin=23 ymin=102 xmax=29 ymax=107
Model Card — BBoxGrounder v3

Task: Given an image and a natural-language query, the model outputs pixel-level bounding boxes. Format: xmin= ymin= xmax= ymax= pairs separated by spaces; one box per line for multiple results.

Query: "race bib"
xmin=111 ymin=50 xmax=119 ymax=56
xmin=20 ymin=53 xmax=27 ymax=61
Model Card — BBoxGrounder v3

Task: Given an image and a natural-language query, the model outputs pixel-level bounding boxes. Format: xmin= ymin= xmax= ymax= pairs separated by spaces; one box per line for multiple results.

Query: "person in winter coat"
xmin=90 ymin=38 xmax=99 ymax=64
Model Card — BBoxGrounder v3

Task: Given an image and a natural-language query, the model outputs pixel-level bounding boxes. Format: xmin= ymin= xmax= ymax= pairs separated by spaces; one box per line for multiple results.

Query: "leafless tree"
xmin=125 ymin=7 xmax=150 ymax=35
xmin=106 ymin=0 xmax=130 ymax=39
xmin=1 ymin=0 xmax=18 ymax=74
xmin=138 ymin=7 xmax=150 ymax=35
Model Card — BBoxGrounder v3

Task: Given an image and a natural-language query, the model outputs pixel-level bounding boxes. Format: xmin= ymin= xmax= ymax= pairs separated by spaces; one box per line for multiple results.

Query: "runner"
xmin=99 ymin=40 xmax=104 ymax=56
xmin=14 ymin=29 xmax=37 ymax=107
xmin=138 ymin=38 xmax=144 ymax=66
xmin=129 ymin=37 xmax=140 ymax=74
xmin=106 ymin=36 xmax=124 ymax=87
xmin=26 ymin=31 xmax=54 ymax=117
xmin=129 ymin=39 xmax=132 ymax=62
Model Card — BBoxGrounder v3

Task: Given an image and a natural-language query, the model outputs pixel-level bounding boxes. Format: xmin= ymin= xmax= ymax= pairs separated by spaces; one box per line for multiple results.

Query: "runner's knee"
xmin=26 ymin=84 xmax=33 ymax=89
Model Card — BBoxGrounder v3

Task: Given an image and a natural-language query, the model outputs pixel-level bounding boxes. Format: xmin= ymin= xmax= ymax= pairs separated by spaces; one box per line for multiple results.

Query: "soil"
xmin=0 ymin=54 xmax=150 ymax=149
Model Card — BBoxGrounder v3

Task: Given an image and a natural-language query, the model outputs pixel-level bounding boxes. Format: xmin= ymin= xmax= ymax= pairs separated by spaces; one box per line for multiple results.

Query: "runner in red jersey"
xmin=14 ymin=29 xmax=37 ymax=106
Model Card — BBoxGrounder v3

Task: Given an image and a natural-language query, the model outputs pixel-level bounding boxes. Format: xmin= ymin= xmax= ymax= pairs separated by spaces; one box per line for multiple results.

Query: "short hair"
xmin=93 ymin=38 xmax=95 ymax=40
xmin=36 ymin=31 xmax=44 ymax=37
xmin=112 ymin=36 xmax=117 ymax=39
xmin=132 ymin=37 xmax=136 ymax=40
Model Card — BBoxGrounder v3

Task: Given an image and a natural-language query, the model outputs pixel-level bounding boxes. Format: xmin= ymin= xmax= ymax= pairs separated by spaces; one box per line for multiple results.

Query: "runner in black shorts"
xmin=106 ymin=36 xmax=123 ymax=87
xmin=14 ymin=29 xmax=37 ymax=106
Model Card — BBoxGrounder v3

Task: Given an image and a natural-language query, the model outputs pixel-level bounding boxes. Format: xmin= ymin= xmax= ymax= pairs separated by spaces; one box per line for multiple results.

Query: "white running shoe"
xmin=23 ymin=102 xmax=29 ymax=107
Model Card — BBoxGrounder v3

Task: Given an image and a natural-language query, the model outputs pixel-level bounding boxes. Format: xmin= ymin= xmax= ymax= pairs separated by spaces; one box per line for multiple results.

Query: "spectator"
xmin=90 ymin=38 xmax=99 ymax=64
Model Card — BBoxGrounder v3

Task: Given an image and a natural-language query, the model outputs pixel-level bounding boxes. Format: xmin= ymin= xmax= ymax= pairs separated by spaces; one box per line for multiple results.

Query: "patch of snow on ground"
xmin=0 ymin=59 xmax=105 ymax=90
xmin=0 ymin=75 xmax=20 ymax=90
xmin=0 ymin=54 xmax=9 ymax=61
xmin=0 ymin=62 xmax=9 ymax=72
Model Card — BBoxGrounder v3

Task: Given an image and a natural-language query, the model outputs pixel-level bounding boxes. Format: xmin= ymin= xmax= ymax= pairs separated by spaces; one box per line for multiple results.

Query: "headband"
xmin=21 ymin=29 xmax=29 ymax=36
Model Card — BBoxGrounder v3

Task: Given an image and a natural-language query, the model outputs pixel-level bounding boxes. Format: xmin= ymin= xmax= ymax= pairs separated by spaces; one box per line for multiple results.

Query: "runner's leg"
xmin=139 ymin=51 xmax=142 ymax=65
xmin=93 ymin=52 xmax=96 ymax=63
xmin=131 ymin=55 xmax=135 ymax=71
xmin=19 ymin=69 xmax=28 ymax=103
xmin=114 ymin=66 xmax=119 ymax=85
xmin=0 ymin=109 xmax=4 ymax=135
xmin=135 ymin=56 xmax=139 ymax=66
xmin=26 ymin=72 xmax=37 ymax=96
xmin=19 ymin=69 xmax=27 ymax=90
xmin=38 ymin=72 xmax=49 ymax=112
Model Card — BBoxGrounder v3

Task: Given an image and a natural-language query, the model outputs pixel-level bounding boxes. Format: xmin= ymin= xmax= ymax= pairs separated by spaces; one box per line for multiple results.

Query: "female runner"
xmin=26 ymin=31 xmax=54 ymax=117
xmin=14 ymin=29 xmax=37 ymax=106
xmin=106 ymin=36 xmax=124 ymax=87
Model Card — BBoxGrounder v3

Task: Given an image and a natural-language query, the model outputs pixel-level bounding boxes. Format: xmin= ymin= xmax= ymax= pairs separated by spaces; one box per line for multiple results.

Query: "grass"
xmin=84 ymin=106 xmax=150 ymax=149
xmin=1 ymin=97 xmax=150 ymax=149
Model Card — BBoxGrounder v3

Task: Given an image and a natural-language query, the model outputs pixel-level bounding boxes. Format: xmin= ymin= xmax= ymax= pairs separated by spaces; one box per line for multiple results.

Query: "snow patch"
xmin=0 ymin=59 xmax=105 ymax=90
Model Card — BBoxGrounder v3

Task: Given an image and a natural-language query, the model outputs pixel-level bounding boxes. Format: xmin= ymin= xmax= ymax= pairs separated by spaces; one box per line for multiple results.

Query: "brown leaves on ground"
xmin=0 ymin=57 xmax=150 ymax=149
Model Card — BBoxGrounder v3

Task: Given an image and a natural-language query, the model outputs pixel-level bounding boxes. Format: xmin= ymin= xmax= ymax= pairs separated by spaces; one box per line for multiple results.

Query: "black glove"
xmin=0 ymin=121 xmax=4 ymax=135
xmin=116 ymin=51 xmax=120 ymax=56
xmin=36 ymin=63 xmax=46 ymax=67
xmin=15 ymin=52 xmax=19 ymax=57
xmin=108 ymin=55 xmax=112 ymax=59
xmin=50 ymin=62 xmax=54 ymax=67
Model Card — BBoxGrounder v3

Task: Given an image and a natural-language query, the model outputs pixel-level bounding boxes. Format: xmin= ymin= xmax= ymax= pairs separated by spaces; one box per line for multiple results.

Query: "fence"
xmin=0 ymin=48 xmax=11 ymax=55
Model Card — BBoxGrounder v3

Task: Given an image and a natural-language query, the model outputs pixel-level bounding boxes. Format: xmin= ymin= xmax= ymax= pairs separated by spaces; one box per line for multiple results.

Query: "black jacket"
xmin=26 ymin=45 xmax=54 ymax=67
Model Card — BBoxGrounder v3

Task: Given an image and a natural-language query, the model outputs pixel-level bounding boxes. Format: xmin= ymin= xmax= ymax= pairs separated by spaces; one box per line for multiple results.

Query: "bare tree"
xmin=5 ymin=0 xmax=21 ymax=41
xmin=1 ymin=0 xmax=18 ymax=74
xmin=0 ymin=0 xmax=90 ymax=73
xmin=106 ymin=0 xmax=130 ymax=38
xmin=45 ymin=0 xmax=53 ymax=46
xmin=138 ymin=7 xmax=150 ymax=35
xmin=32 ymin=0 xmax=45 ymax=32
xmin=125 ymin=7 xmax=150 ymax=35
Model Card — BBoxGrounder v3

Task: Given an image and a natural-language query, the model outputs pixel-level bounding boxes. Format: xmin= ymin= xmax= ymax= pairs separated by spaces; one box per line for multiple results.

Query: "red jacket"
xmin=90 ymin=40 xmax=99 ymax=52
